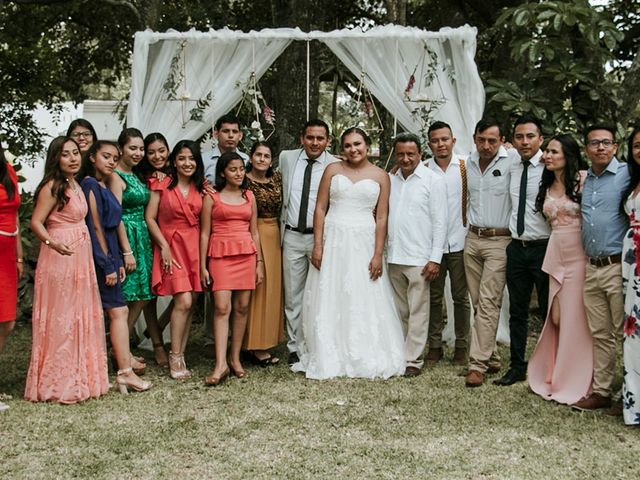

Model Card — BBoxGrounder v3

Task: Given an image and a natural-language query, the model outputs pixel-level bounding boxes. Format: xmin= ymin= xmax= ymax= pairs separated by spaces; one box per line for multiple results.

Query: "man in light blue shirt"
xmin=574 ymin=124 xmax=630 ymax=411
xmin=202 ymin=113 xmax=249 ymax=183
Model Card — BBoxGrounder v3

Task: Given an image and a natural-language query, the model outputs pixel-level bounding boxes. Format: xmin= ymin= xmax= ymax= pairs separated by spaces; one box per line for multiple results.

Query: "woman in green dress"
xmin=108 ymin=128 xmax=156 ymax=369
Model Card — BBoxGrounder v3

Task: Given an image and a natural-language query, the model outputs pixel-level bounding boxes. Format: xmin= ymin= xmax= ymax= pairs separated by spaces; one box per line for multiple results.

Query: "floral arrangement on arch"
xmin=234 ymin=72 xmax=276 ymax=147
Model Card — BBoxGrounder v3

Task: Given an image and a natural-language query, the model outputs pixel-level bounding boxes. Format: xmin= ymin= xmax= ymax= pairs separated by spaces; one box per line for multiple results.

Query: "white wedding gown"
xmin=292 ymin=174 xmax=405 ymax=379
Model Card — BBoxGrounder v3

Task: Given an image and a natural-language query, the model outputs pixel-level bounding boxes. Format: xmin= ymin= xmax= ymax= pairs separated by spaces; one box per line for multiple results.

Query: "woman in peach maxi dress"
xmin=25 ymin=137 xmax=109 ymax=404
xmin=527 ymin=134 xmax=592 ymax=405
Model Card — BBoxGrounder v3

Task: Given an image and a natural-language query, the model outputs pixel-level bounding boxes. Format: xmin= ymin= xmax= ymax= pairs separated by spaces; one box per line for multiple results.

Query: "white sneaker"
xmin=0 ymin=401 xmax=9 ymax=412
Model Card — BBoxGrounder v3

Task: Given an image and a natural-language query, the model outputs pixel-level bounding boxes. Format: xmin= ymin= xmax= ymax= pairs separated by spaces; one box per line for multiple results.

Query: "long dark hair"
xmin=134 ymin=132 xmax=170 ymax=180
xmin=167 ymin=140 xmax=205 ymax=193
xmin=0 ymin=144 xmax=16 ymax=201
xmin=214 ymin=151 xmax=248 ymax=192
xmin=621 ymin=125 xmax=640 ymax=210
xmin=66 ymin=118 xmax=98 ymax=142
xmin=535 ymin=134 xmax=587 ymax=215
xmin=34 ymin=136 xmax=79 ymax=211
xmin=78 ymin=140 xmax=121 ymax=180
xmin=246 ymin=141 xmax=274 ymax=177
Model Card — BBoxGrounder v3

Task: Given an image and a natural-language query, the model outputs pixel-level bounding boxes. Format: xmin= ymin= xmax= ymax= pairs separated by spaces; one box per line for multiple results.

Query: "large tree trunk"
xmin=266 ymin=0 xmax=325 ymax=158
xmin=618 ymin=48 xmax=640 ymax=129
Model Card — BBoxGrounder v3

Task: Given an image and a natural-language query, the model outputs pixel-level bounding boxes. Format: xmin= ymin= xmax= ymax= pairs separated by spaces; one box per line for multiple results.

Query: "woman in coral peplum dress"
xmin=25 ymin=136 xmax=109 ymax=404
xmin=146 ymin=140 xmax=204 ymax=380
xmin=528 ymin=134 xmax=592 ymax=405
xmin=200 ymin=152 xmax=263 ymax=386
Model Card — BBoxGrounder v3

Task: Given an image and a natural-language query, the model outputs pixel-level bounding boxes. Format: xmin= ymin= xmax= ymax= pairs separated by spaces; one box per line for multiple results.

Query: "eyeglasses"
xmin=71 ymin=131 xmax=93 ymax=139
xmin=586 ymin=139 xmax=615 ymax=148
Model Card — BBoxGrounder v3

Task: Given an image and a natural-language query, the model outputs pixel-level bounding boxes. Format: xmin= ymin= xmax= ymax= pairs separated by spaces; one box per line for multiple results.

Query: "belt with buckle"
xmin=285 ymin=224 xmax=314 ymax=234
xmin=512 ymin=238 xmax=549 ymax=248
xmin=588 ymin=254 xmax=621 ymax=268
xmin=469 ymin=225 xmax=511 ymax=238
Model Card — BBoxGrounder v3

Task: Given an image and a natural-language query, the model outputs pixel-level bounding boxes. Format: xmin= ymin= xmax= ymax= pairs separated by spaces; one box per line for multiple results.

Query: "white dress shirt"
xmin=508 ymin=149 xmax=550 ymax=240
xmin=466 ymin=146 xmax=516 ymax=229
xmin=285 ymin=150 xmax=331 ymax=228
xmin=203 ymin=146 xmax=249 ymax=183
xmin=387 ymin=163 xmax=447 ymax=266
xmin=429 ymin=154 xmax=468 ymax=253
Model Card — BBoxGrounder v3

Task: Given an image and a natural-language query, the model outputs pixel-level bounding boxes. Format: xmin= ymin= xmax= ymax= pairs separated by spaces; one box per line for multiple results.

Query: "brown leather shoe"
xmin=404 ymin=366 xmax=421 ymax=377
xmin=487 ymin=362 xmax=502 ymax=374
xmin=605 ymin=399 xmax=623 ymax=416
xmin=465 ymin=370 xmax=485 ymax=387
xmin=452 ymin=348 xmax=468 ymax=366
xmin=572 ymin=393 xmax=611 ymax=411
xmin=425 ymin=348 xmax=443 ymax=364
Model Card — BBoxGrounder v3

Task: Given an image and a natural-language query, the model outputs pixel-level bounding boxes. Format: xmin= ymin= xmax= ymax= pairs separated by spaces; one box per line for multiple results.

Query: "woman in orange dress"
xmin=0 ymin=145 xmax=23 ymax=412
xmin=200 ymin=152 xmax=263 ymax=386
xmin=25 ymin=137 xmax=110 ymax=403
xmin=146 ymin=140 xmax=204 ymax=380
xmin=243 ymin=142 xmax=284 ymax=366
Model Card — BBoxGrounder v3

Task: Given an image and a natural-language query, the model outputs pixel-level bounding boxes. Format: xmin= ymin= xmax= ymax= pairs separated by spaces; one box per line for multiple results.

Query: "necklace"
xmin=179 ymin=184 xmax=189 ymax=197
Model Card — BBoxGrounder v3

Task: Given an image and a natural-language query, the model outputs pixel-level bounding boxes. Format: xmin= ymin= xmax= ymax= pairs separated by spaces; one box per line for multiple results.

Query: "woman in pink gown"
xmin=25 ymin=137 xmax=109 ymax=404
xmin=527 ymin=134 xmax=592 ymax=405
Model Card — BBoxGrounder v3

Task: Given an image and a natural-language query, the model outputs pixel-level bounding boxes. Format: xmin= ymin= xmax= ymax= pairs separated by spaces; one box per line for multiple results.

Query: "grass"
xmin=1 ymin=318 xmax=638 ymax=480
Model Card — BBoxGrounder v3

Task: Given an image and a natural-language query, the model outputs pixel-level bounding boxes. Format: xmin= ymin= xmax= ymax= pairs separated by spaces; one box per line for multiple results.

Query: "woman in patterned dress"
xmin=242 ymin=142 xmax=284 ymax=366
xmin=621 ymin=125 xmax=640 ymax=425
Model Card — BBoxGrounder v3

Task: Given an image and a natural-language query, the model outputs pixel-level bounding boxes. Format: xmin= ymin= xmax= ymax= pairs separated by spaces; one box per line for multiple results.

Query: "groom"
xmin=387 ymin=133 xmax=447 ymax=377
xmin=279 ymin=119 xmax=337 ymax=365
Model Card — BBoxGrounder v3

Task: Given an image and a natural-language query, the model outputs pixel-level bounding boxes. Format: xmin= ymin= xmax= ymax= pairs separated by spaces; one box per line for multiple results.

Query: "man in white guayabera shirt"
xmin=387 ymin=132 xmax=447 ymax=377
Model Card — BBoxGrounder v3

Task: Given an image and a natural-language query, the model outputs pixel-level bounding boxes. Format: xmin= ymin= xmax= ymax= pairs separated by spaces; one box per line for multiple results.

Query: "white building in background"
xmin=14 ymin=100 xmax=122 ymax=193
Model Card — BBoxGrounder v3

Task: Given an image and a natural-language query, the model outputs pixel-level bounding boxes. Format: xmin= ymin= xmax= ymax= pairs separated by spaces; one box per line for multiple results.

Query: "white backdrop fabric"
xmin=127 ymin=25 xmax=485 ymax=154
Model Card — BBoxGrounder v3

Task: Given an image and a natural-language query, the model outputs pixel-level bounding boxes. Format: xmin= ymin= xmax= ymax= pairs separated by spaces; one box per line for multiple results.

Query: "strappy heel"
xmin=114 ymin=368 xmax=152 ymax=394
xmin=169 ymin=352 xmax=191 ymax=380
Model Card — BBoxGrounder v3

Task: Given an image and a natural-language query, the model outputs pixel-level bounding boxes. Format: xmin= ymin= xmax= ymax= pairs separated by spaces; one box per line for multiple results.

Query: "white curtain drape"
xmin=317 ymin=25 xmax=484 ymax=155
xmin=128 ymin=28 xmax=297 ymax=146
xmin=128 ymin=26 xmax=484 ymax=154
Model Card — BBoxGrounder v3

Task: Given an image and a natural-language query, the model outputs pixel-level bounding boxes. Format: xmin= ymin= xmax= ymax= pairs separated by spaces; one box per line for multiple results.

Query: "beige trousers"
xmin=465 ymin=232 xmax=511 ymax=373
xmin=583 ymin=262 xmax=624 ymax=397
xmin=388 ymin=264 xmax=430 ymax=369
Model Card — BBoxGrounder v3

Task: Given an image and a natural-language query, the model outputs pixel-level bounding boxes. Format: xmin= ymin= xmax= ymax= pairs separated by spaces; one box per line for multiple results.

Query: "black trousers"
xmin=506 ymin=239 xmax=549 ymax=374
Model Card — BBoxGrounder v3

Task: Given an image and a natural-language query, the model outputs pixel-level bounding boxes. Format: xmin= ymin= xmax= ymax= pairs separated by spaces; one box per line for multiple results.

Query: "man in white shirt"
xmin=464 ymin=118 xmax=517 ymax=387
xmin=202 ymin=113 xmax=249 ymax=183
xmin=387 ymin=133 xmax=447 ymax=377
xmin=278 ymin=119 xmax=337 ymax=364
xmin=494 ymin=115 xmax=550 ymax=387
xmin=424 ymin=121 xmax=471 ymax=366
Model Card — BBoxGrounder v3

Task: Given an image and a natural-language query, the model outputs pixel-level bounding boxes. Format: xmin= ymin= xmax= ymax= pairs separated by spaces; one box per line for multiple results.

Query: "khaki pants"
xmin=428 ymin=250 xmax=471 ymax=350
xmin=583 ymin=262 xmax=624 ymax=397
xmin=388 ymin=264 xmax=430 ymax=369
xmin=465 ymin=232 xmax=510 ymax=373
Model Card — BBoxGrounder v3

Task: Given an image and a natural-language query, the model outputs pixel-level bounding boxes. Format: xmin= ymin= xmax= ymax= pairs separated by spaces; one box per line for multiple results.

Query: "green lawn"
xmin=1 ymin=320 xmax=637 ymax=479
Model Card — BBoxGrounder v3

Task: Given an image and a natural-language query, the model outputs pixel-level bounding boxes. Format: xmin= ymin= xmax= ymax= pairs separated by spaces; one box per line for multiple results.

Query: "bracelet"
xmin=257 ymin=260 xmax=264 ymax=263
xmin=122 ymin=251 xmax=133 ymax=256
xmin=17 ymin=258 xmax=23 ymax=263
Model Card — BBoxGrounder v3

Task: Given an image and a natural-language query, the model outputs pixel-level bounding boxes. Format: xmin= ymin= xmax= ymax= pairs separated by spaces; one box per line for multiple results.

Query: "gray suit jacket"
xmin=278 ymin=148 xmax=338 ymax=244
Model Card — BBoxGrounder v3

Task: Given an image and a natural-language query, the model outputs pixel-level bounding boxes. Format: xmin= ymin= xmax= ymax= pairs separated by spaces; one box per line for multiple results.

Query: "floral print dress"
xmin=622 ymin=193 xmax=640 ymax=425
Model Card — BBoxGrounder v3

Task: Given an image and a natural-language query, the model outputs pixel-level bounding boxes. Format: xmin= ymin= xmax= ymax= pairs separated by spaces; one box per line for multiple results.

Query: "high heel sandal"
xmin=114 ymin=368 xmax=152 ymax=394
xmin=204 ymin=367 xmax=230 ymax=387
xmin=168 ymin=352 xmax=191 ymax=380
xmin=229 ymin=362 xmax=248 ymax=379
xmin=110 ymin=352 xmax=146 ymax=376
xmin=153 ymin=342 xmax=169 ymax=368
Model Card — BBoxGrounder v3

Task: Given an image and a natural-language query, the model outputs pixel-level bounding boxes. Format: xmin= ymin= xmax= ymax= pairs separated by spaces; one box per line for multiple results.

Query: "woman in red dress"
xmin=146 ymin=140 xmax=204 ymax=380
xmin=200 ymin=152 xmax=263 ymax=386
xmin=0 ymin=145 xmax=23 ymax=412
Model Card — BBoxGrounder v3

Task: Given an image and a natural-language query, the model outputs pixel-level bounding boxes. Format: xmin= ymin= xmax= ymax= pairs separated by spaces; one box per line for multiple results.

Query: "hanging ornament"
xmin=234 ymin=72 xmax=276 ymax=147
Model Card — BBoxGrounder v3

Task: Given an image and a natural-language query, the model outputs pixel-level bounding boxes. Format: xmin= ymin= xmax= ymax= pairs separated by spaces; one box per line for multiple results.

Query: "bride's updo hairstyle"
xmin=340 ymin=127 xmax=371 ymax=148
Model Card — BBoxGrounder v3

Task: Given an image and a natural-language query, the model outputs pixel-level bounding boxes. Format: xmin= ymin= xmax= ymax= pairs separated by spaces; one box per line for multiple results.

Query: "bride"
xmin=291 ymin=127 xmax=405 ymax=379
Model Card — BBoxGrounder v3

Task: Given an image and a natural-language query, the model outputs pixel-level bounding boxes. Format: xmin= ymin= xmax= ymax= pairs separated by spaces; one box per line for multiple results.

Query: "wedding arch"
xmin=127 ymin=24 xmax=485 ymax=155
